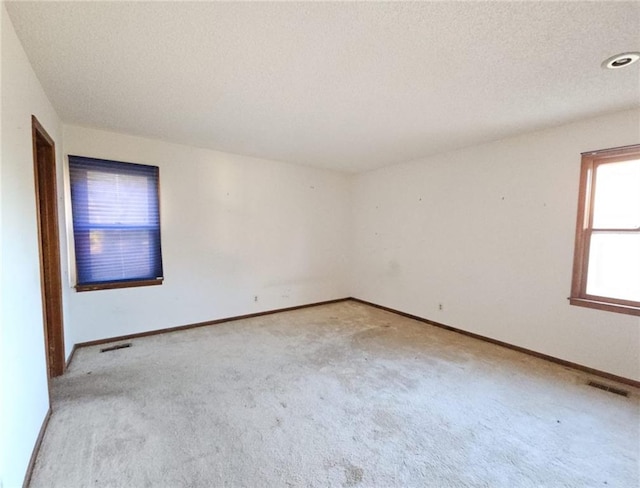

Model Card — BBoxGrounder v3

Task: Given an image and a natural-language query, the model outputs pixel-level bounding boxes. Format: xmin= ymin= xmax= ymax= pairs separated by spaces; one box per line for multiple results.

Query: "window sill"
xmin=569 ymin=297 xmax=640 ymax=317
xmin=76 ymin=278 xmax=163 ymax=292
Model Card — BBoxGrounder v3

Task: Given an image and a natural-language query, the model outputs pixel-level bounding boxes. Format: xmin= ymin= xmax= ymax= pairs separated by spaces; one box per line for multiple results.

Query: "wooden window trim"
xmin=569 ymin=144 xmax=640 ymax=317
xmin=75 ymin=278 xmax=164 ymax=292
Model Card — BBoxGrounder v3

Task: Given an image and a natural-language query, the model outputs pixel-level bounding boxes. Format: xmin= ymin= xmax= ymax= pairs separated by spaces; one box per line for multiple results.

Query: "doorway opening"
xmin=32 ymin=115 xmax=65 ymax=377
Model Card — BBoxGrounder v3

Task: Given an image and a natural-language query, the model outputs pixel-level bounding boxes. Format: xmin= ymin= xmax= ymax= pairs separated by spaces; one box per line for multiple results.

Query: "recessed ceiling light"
xmin=602 ymin=52 xmax=640 ymax=69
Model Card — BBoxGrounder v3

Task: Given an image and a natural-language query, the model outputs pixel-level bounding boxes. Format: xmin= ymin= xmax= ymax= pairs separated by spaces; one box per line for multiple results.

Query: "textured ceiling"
xmin=6 ymin=1 xmax=640 ymax=172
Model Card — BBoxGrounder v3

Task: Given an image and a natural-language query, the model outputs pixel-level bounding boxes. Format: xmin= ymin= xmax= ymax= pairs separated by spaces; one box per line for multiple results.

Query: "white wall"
xmin=352 ymin=109 xmax=640 ymax=381
xmin=62 ymin=125 xmax=351 ymax=345
xmin=0 ymin=5 xmax=69 ymax=487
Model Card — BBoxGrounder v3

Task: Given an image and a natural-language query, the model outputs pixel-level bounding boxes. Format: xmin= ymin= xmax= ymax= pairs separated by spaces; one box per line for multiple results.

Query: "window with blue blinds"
xmin=68 ymin=155 xmax=164 ymax=290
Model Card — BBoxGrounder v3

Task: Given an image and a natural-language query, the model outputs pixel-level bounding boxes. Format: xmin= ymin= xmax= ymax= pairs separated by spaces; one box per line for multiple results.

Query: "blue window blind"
xmin=68 ymin=155 xmax=163 ymax=288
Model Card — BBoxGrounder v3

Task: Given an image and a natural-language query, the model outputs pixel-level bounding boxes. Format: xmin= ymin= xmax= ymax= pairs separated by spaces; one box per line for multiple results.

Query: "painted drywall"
xmin=0 ymin=5 xmax=71 ymax=487
xmin=62 ymin=125 xmax=350 ymax=345
xmin=352 ymin=109 xmax=640 ymax=381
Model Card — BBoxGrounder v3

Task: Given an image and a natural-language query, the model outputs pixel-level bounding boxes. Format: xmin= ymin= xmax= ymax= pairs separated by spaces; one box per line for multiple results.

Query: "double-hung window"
xmin=570 ymin=145 xmax=640 ymax=316
xmin=68 ymin=155 xmax=164 ymax=291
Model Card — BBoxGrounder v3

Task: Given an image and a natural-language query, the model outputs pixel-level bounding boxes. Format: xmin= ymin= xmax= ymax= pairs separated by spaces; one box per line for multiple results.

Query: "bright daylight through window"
xmin=570 ymin=145 xmax=640 ymax=316
xmin=68 ymin=155 xmax=163 ymax=291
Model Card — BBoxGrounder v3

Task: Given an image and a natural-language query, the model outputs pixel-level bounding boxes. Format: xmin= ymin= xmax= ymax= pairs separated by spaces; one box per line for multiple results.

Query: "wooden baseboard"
xmin=22 ymin=407 xmax=52 ymax=488
xmin=349 ymin=297 xmax=640 ymax=389
xmin=74 ymin=298 xmax=351 ymax=348
xmin=65 ymin=344 xmax=78 ymax=370
xmin=66 ymin=295 xmax=638 ymax=388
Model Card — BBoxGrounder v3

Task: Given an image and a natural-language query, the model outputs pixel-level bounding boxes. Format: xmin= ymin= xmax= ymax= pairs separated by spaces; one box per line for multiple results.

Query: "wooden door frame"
xmin=32 ymin=115 xmax=65 ymax=378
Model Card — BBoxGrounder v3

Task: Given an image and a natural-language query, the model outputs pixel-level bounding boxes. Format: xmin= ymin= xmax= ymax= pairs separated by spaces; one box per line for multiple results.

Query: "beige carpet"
xmin=30 ymin=301 xmax=639 ymax=487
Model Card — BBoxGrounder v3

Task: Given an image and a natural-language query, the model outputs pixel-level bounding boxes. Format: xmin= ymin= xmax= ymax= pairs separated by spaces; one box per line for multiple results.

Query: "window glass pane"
xmin=77 ymin=229 xmax=160 ymax=283
xmin=86 ymin=171 xmax=155 ymax=225
xmin=592 ymin=160 xmax=640 ymax=229
xmin=586 ymin=233 xmax=640 ymax=302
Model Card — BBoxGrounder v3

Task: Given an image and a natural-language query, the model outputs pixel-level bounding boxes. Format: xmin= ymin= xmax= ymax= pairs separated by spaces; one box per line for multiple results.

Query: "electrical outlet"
xmin=254 ymin=295 xmax=258 ymax=302
xmin=438 ymin=303 xmax=443 ymax=311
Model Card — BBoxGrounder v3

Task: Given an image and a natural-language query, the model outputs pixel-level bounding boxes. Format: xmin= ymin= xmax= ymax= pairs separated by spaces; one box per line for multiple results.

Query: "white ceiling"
xmin=6 ymin=1 xmax=640 ymax=173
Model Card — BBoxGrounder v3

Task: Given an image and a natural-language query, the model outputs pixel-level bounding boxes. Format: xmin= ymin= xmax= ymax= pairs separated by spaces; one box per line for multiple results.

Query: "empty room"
xmin=1 ymin=1 xmax=639 ymax=487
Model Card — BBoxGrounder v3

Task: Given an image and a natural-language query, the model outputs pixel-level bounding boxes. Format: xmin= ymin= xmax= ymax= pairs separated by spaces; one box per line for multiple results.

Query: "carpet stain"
xmin=344 ymin=462 xmax=364 ymax=486
xmin=372 ymin=409 xmax=401 ymax=433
